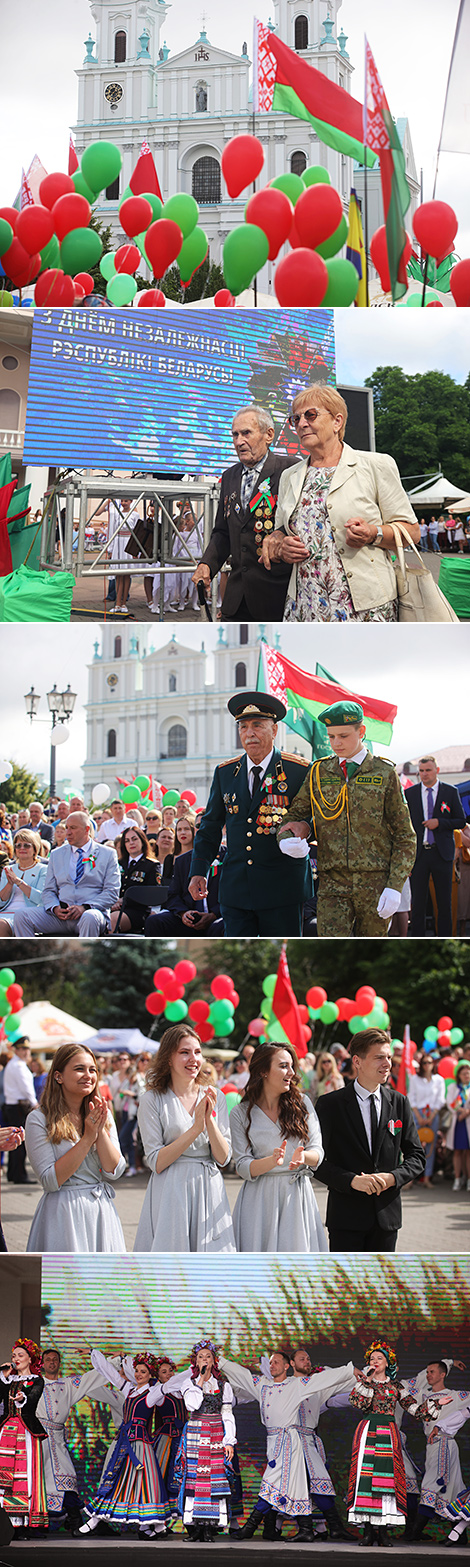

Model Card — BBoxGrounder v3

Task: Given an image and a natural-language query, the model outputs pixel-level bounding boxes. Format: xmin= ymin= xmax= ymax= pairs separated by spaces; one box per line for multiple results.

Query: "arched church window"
xmin=114 ymin=30 xmax=126 ymax=63
xmin=195 ymin=81 xmax=208 ymax=112
xmin=294 ymin=14 xmax=308 ymax=49
xmin=239 ymin=624 xmax=248 ymax=645
xmin=168 ymin=724 xmax=187 ymax=758
xmin=107 ymin=728 xmax=117 ymax=757
xmin=169 ymin=673 xmax=177 ymax=692
xmin=235 ymin=662 xmax=247 ymax=687
xmin=192 ymin=156 xmax=221 ymax=204
xmin=106 ymin=177 xmax=120 ymax=200
xmin=0 ymin=388 xmax=20 ymax=430
xmin=114 ymin=637 xmax=122 ymax=659
xmin=291 ymin=150 xmax=307 ymax=177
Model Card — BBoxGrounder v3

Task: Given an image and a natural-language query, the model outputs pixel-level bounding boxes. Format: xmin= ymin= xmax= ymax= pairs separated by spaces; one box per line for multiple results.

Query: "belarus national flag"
xmin=130 ymin=139 xmax=163 ymax=201
xmin=364 ymin=39 xmax=410 ymax=302
xmin=253 ymin=21 xmax=376 ymax=166
xmin=272 ymin=945 xmax=307 ymax=1059
xmin=257 ymin=643 xmax=397 ymax=749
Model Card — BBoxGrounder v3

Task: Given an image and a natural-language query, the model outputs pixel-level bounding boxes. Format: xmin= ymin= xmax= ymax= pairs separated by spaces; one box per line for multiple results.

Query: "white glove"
xmin=279 ymin=837 xmax=310 ymax=859
xmin=376 ymin=887 xmax=401 ymax=920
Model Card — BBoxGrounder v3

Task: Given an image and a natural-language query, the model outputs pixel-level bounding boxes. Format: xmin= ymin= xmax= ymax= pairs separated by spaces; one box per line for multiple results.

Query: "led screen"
xmin=23 ymin=308 xmax=335 ymax=472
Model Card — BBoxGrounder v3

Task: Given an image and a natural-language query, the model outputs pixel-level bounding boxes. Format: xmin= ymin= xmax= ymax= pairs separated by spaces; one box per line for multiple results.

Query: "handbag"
xmin=124 ymin=517 xmax=154 ymax=560
xmin=389 ymin=524 xmax=459 ymax=622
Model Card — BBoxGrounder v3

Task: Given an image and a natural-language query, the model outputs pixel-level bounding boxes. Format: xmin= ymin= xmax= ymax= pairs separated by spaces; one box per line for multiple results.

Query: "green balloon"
xmin=321 ymin=257 xmax=359 ymax=306
xmin=162 ymin=193 xmax=199 ymax=239
xmin=405 ymin=288 xmax=441 ymax=306
xmin=121 ymin=784 xmax=141 ymax=803
xmin=60 ymin=227 xmax=103 ymax=275
xmin=162 ymin=790 xmax=181 ymax=807
xmin=348 ymin=1015 xmax=369 ymax=1034
xmin=210 ymin=1000 xmax=234 ymax=1026
xmin=120 ymin=184 xmax=132 ymax=205
xmin=223 ymin=224 xmax=269 ymax=295
xmin=424 ymin=1026 xmax=439 ymax=1041
xmin=40 ymin=233 xmax=60 ymax=269
xmin=4 ymin=1014 xmax=20 ymax=1033
xmin=135 ymin=229 xmax=150 ymax=256
xmin=320 ymin=1001 xmax=339 ymax=1024
xmin=0 ymin=968 xmax=15 ymax=986
xmin=178 ymin=227 xmax=209 ymax=283
xmin=141 ymin=192 xmax=163 ymax=221
xmin=316 ymin=214 xmax=348 ymax=258
xmin=107 ymin=273 xmax=138 ymax=304
xmin=302 ymin=165 xmax=331 ymax=187
xmin=134 ymin=774 xmax=151 ymax=791
xmin=262 ymin=974 xmax=277 ymax=997
xmin=450 ymin=1027 xmax=464 ymax=1045
xmin=261 ymin=1000 xmax=273 ymax=1020
xmin=213 ymin=1016 xmax=235 ymax=1036
xmin=270 ymin=173 xmax=305 ymax=205
xmin=81 ymin=140 xmax=122 ymax=194
xmin=0 ymin=291 xmax=13 ymax=307
xmin=0 ymin=218 xmax=13 ymax=253
xmin=225 ymin=1090 xmax=242 ymax=1114
xmin=164 ymin=1000 xmax=188 ymax=1022
xmin=73 ymin=170 xmax=96 ymax=203
xmin=0 ymin=995 xmax=10 ymax=1018
xmin=100 ymin=251 xmax=116 ymax=280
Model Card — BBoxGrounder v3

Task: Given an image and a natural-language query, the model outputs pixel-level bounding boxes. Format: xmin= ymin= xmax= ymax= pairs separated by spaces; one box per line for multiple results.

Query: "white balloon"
xmin=0 ymin=760 xmax=13 ymax=782
xmin=50 ymin=725 xmax=70 ymax=746
xmin=92 ymin=783 xmax=111 ymax=805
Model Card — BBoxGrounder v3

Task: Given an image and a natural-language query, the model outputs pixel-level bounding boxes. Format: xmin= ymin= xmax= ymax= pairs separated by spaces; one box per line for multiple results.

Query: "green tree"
xmin=76 ymin=940 xmax=173 ymax=1030
xmin=157 ymin=255 xmax=225 ymax=302
xmin=365 ymin=366 xmax=470 ymax=490
xmin=0 ymin=763 xmax=48 ymax=811
xmin=88 ymin=216 xmax=114 ymax=296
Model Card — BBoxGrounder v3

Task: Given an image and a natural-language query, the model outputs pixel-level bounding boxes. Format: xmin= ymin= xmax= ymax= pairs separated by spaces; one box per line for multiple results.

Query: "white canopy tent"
xmin=11 ymin=1000 xmax=96 ymax=1054
xmin=408 ymin=476 xmax=469 ymax=506
xmin=445 ymin=494 xmax=470 ymax=513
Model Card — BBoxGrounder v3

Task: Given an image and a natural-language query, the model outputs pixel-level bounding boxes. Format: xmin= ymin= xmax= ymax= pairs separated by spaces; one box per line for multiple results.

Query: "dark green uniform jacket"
xmin=190 ymin=747 xmax=313 ymax=912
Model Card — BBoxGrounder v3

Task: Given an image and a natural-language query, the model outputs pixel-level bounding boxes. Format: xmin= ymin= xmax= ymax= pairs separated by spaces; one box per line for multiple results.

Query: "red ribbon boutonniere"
xmin=388 ymin=1119 xmax=402 ymax=1135
xmin=440 ymin=802 xmax=450 ymax=813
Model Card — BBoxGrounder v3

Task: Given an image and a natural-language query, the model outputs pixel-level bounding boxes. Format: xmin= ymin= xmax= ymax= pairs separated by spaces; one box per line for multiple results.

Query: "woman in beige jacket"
xmin=262 ymin=385 xmax=420 ymax=621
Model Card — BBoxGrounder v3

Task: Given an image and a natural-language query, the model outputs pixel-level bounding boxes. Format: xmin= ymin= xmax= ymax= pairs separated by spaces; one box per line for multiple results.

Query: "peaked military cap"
xmin=319 ymin=700 xmax=364 ymax=727
xmin=227 ymin=690 xmax=287 ymax=722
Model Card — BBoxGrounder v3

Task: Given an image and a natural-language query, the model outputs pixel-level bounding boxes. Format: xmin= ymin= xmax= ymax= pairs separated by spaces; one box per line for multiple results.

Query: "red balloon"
xmin=438 ymin=1015 xmax=453 ymax=1033
xmin=245 ymin=188 xmax=293 ymax=261
xmin=302 ymin=1024 xmax=312 ymax=1042
xmin=288 ymin=213 xmax=304 ymax=250
xmin=145 ymin=991 xmax=166 ymax=1015
xmin=9 ymin=999 xmax=24 ymax=1013
xmin=214 ymin=288 xmax=236 ymax=307
xmin=34 ymin=269 xmax=75 ymax=306
xmin=114 ymin=242 xmax=141 ymax=274
xmin=145 ymin=219 xmax=183 ymax=277
xmin=162 ymin=978 xmax=185 ymax=1003
xmin=74 ymin=271 xmax=94 ymax=295
xmin=306 ymin=986 xmax=327 ymax=1009
xmin=174 ymin=960 xmax=197 ymax=984
xmin=298 ymin=1004 xmax=310 ymax=1023
xmin=120 ymin=195 xmax=153 ymax=237
xmin=222 ymin=134 xmax=265 ymax=198
xmin=16 ymin=205 xmax=54 ymax=255
xmin=180 ymin=790 xmax=197 ymax=806
xmin=248 ymin=1018 xmax=266 ymax=1037
xmin=211 ymin=975 xmax=235 ymax=1001
xmin=426 ymin=301 xmax=443 ymax=307
xmin=450 ymin=258 xmax=470 ymax=307
xmin=355 ymin=987 xmax=377 ymax=1015
xmin=52 ymin=193 xmax=91 ymax=242
xmin=437 ymin=1055 xmax=456 ymax=1079
xmin=231 ymin=991 xmax=240 ymax=1009
xmin=6 ymin=984 xmax=23 ymax=1001
xmin=370 ymin=225 xmax=412 ymax=292
xmin=336 ymin=998 xmax=357 ymax=1022
xmin=274 ymin=248 xmax=327 ymax=306
xmin=438 ymin=1032 xmax=451 ymax=1050
xmin=0 ymin=206 xmax=18 ymax=234
xmin=294 ymin=184 xmax=343 ymax=249
xmin=413 ymin=201 xmax=458 ymax=259
xmin=188 ymin=999 xmax=211 ymax=1023
xmin=137 ymin=288 xmax=166 ymax=307
xmin=74 ymin=282 xmax=86 ymax=300
xmin=1 ymin=237 xmax=30 ymax=275
xmin=40 ymin=172 xmax=75 ymax=209
xmin=154 ymin=966 xmax=175 ymax=987
xmin=197 ymin=1022 xmax=215 ymax=1044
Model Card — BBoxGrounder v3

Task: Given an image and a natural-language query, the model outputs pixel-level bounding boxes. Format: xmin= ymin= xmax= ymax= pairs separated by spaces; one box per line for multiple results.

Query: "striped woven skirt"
xmin=348 ymin=1416 xmax=407 ymax=1527
xmin=0 ymin=1416 xmax=48 ymax=1528
xmin=174 ymin=1414 xmax=232 ymax=1525
xmin=92 ymin=1434 xmax=168 ymax=1526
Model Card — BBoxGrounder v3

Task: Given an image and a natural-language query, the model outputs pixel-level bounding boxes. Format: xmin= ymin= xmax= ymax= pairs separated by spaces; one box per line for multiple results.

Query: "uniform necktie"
xmin=241 ymin=467 xmax=258 ymax=509
xmin=251 ymin=766 xmax=262 ymax=797
xmin=369 ymin=1094 xmax=379 ymax=1156
xmin=340 ymin=759 xmax=359 ymax=782
xmin=427 ymin=788 xmax=435 ymax=843
xmin=74 ymin=847 xmax=85 ymax=886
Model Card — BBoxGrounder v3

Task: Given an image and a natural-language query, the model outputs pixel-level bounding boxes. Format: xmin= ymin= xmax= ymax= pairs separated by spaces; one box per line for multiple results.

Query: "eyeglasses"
xmin=289 ymin=408 xmax=321 ymax=429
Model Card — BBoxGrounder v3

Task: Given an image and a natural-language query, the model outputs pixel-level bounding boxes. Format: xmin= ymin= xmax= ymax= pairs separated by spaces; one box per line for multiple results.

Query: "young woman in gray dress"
xmin=230 ymin=1042 xmax=327 ymax=1252
xmin=25 ymin=1044 xmax=126 ymax=1252
xmin=134 ymin=1024 xmax=235 ymax=1252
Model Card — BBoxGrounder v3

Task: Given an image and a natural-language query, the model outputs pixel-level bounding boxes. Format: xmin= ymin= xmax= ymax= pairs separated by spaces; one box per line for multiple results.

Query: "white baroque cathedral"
xmin=83 ymin=621 xmax=309 ymax=801
xmin=74 ymin=0 xmax=360 ymax=283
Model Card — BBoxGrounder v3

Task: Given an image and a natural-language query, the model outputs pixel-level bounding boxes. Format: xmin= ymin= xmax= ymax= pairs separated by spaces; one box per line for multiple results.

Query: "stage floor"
xmin=2 ymin=1538 xmax=467 ymax=1565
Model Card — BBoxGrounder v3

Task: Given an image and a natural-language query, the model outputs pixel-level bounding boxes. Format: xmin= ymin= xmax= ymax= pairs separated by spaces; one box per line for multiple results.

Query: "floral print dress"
xmin=284 ymin=466 xmax=398 ymax=623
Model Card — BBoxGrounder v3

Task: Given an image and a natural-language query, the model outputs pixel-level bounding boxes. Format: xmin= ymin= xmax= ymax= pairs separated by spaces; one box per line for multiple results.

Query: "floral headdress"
xmin=12 ymin=1338 xmax=42 ymax=1376
xmin=133 ymin=1352 xmax=160 ymax=1382
xmin=190 ymin=1338 xmax=220 ymax=1377
xmin=364 ymin=1340 xmax=398 ymax=1381
xmin=156 ymin=1355 xmax=177 ymax=1376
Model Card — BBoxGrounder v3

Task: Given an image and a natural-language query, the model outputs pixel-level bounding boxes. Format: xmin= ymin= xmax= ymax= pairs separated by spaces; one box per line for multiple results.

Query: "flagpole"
xmin=432 ymin=0 xmax=463 ymax=198
xmin=252 ymin=98 xmax=258 ymax=308
xmin=363 ymin=147 xmax=370 ymax=306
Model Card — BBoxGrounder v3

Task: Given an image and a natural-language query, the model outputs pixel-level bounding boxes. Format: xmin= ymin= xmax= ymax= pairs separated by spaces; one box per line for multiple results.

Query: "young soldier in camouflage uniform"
xmin=277 ymin=701 xmax=416 ymax=937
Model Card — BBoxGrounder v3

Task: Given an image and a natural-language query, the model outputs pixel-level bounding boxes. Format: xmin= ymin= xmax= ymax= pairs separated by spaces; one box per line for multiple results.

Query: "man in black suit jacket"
xmin=314 ymin=1029 xmax=425 ymax=1251
xmin=145 ymin=847 xmax=224 ymax=937
xmin=406 ymin=755 xmax=465 ymax=935
xmin=192 ymin=405 xmax=298 ymax=620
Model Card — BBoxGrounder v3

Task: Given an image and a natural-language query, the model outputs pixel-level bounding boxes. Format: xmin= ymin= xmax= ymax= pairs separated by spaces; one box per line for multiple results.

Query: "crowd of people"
xmin=2 ymin=690 xmax=468 ymax=939
xmin=419 ymin=515 xmax=469 ymax=554
xmin=1 ymin=1026 xmax=469 ymax=1256
xmin=0 ymin=1328 xmax=468 ymax=1547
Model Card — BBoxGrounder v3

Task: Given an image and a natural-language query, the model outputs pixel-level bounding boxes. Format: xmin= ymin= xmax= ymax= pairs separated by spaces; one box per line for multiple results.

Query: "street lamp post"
xmin=24 ymin=683 xmax=77 ymax=801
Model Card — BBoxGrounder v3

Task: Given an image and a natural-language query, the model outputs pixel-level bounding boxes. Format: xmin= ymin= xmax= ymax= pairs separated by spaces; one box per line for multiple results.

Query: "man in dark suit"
xmin=406 ymin=755 xmax=465 ymax=936
xmin=314 ymin=1029 xmax=425 ymax=1251
xmin=192 ymin=405 xmax=298 ymax=619
xmin=189 ymin=692 xmax=312 ymax=935
xmin=144 ymin=845 xmax=225 ymax=937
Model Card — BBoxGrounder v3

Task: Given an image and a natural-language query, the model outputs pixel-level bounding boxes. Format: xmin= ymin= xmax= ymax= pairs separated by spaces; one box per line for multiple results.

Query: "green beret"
xmin=319 ymin=701 xmax=364 ymax=727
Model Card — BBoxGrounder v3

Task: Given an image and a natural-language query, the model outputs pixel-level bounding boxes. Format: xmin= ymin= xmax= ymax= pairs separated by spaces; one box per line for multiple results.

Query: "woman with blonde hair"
xmin=262 ymin=384 xmax=420 ymax=622
xmin=135 ymin=1024 xmax=235 ymax=1252
xmin=0 ymin=829 xmax=47 ymax=935
xmin=24 ymin=1043 xmax=126 ymax=1252
xmin=230 ymin=1041 xmax=327 ymax=1251
xmin=314 ymin=1052 xmax=345 ymax=1100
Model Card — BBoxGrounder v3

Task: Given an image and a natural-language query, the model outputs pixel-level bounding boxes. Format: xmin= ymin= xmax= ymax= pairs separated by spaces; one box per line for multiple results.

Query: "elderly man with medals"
xmin=192 ymin=405 xmax=297 ymax=620
xmin=276 ymin=699 xmax=417 ymax=937
xmin=188 ymin=692 xmax=312 ymax=936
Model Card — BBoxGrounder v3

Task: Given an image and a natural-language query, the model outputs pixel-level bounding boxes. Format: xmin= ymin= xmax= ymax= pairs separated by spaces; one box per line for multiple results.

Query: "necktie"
xmin=369 ymin=1094 xmax=379 ymax=1156
xmin=340 ymin=759 xmax=358 ymax=782
xmin=74 ymin=847 xmax=85 ymax=886
xmin=241 ymin=467 xmax=258 ymax=509
xmin=251 ymin=766 xmax=262 ymax=797
xmin=427 ymin=788 xmax=435 ymax=844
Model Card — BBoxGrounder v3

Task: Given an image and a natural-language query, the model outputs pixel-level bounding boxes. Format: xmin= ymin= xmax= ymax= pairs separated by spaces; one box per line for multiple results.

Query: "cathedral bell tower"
xmin=76 ymin=0 xmax=171 ymax=175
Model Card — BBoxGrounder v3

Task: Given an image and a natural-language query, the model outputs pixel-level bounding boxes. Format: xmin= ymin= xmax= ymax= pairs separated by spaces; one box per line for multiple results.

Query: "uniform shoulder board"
xmin=281 ymin=752 xmax=310 ymax=767
xmin=376 ymin=755 xmax=396 ymax=768
xmin=218 ymin=756 xmax=241 ymax=769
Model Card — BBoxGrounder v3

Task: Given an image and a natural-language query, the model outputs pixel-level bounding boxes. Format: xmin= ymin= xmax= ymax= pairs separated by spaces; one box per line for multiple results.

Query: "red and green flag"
xmin=257 ymin=642 xmax=397 ymax=755
xmin=364 ymin=39 xmax=410 ymax=302
xmin=253 ymin=21 xmax=376 ymax=166
xmin=272 ymin=945 xmax=307 ymax=1060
